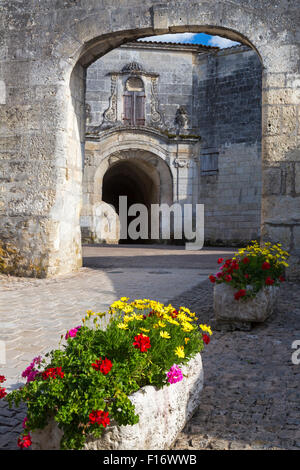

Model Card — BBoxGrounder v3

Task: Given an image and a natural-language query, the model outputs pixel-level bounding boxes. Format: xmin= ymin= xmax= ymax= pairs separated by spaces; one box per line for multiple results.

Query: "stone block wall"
xmin=197 ymin=46 xmax=262 ymax=244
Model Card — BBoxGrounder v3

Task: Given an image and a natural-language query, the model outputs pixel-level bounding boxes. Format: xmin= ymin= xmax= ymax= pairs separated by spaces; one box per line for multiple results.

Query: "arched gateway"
xmin=0 ymin=1 xmax=299 ymax=278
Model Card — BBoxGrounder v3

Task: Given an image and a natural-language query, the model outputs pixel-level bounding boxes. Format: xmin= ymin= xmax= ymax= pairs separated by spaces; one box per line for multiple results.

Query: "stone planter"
xmin=213 ymin=283 xmax=280 ymax=330
xmin=31 ymin=353 xmax=203 ymax=450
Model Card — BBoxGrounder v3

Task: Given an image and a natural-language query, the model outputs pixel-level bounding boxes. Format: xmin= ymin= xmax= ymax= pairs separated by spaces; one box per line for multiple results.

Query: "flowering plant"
xmin=209 ymin=241 xmax=289 ymax=301
xmin=4 ymin=298 xmax=211 ymax=450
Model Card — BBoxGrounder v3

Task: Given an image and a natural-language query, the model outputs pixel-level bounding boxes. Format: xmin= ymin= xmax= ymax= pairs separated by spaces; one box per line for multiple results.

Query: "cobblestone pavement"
xmin=1 ymin=245 xmax=299 ymax=450
xmin=171 ymin=280 xmax=300 ymax=450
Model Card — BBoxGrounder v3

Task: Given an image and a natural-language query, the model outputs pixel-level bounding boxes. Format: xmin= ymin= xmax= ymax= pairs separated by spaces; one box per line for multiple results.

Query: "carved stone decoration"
xmin=175 ymin=106 xmax=189 ymax=133
xmin=121 ymin=62 xmax=144 ymax=74
xmin=150 ymin=77 xmax=164 ymax=127
xmin=173 ymin=158 xmax=191 ymax=169
xmin=102 ymin=73 xmax=118 ymax=125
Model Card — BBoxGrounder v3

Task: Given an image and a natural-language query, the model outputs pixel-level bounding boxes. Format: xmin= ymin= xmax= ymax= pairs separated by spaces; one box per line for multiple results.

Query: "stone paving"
xmin=171 ymin=280 xmax=300 ymax=450
xmin=1 ymin=245 xmax=300 ymax=450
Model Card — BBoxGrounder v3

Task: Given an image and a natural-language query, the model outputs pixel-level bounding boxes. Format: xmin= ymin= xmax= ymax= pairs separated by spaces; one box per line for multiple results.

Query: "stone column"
xmin=0 ymin=56 xmax=83 ymax=277
xmin=261 ymin=44 xmax=300 ymax=279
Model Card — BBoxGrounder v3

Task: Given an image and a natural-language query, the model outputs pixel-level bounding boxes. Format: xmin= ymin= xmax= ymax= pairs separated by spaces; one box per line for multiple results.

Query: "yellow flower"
xmin=175 ymin=346 xmax=185 ymax=358
xmin=160 ymin=331 xmax=171 ymax=339
xmin=181 ymin=322 xmax=194 ymax=332
xmin=184 ymin=337 xmax=190 ymax=344
xmin=140 ymin=328 xmax=150 ymax=333
xmin=120 ymin=297 xmax=129 ymax=302
xmin=158 ymin=320 xmax=166 ymax=328
xmin=96 ymin=312 xmax=106 ymax=318
xmin=123 ymin=315 xmax=134 ymax=323
xmin=117 ymin=323 xmax=128 ymax=330
xmin=199 ymin=324 xmax=213 ymax=336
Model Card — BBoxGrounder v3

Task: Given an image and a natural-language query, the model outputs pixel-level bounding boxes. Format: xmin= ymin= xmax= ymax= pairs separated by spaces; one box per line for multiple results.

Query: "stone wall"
xmin=197 ymin=46 xmax=262 ymax=244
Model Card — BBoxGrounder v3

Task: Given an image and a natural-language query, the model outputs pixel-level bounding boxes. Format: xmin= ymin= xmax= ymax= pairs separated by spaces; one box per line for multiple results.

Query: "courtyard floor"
xmin=0 ymin=244 xmax=300 ymax=450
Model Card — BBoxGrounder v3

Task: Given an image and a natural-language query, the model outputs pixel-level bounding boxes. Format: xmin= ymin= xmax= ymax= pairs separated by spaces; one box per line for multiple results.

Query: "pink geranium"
xmin=65 ymin=326 xmax=81 ymax=340
xmin=22 ymin=356 xmax=42 ymax=383
xmin=166 ymin=364 xmax=183 ymax=384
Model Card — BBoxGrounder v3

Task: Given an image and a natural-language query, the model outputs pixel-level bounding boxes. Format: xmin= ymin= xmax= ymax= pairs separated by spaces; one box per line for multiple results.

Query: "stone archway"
xmin=1 ymin=1 xmax=299 ymax=278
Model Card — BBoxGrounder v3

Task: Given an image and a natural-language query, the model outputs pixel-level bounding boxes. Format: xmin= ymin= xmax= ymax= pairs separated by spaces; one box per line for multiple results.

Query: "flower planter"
xmin=31 ymin=353 xmax=203 ymax=450
xmin=213 ymin=283 xmax=280 ymax=330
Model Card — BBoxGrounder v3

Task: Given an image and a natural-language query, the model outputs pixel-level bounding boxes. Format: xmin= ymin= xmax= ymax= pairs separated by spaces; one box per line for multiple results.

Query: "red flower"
xmin=265 ymin=276 xmax=275 ymax=285
xmin=42 ymin=367 xmax=64 ymax=380
xmin=243 ymin=257 xmax=250 ymax=264
xmin=216 ymin=272 xmax=223 ymax=279
xmin=244 ymin=274 xmax=249 ymax=279
xmin=231 ymin=260 xmax=239 ymax=270
xmin=224 ymin=259 xmax=232 ymax=267
xmin=92 ymin=357 xmax=113 ymax=375
xmin=0 ymin=388 xmax=7 ymax=399
xmin=217 ymin=258 xmax=224 ymax=264
xmin=209 ymin=275 xmax=216 ymax=283
xmin=202 ymin=334 xmax=210 ymax=345
xmin=17 ymin=434 xmax=32 ymax=449
xmin=262 ymin=261 xmax=271 ymax=270
xmin=234 ymin=289 xmax=247 ymax=300
xmin=89 ymin=410 xmax=110 ymax=428
xmin=224 ymin=274 xmax=232 ymax=282
xmin=171 ymin=309 xmax=179 ymax=318
xmin=133 ymin=334 xmax=151 ymax=353
xmin=0 ymin=375 xmax=6 ymax=384
xmin=279 ymin=275 xmax=285 ymax=282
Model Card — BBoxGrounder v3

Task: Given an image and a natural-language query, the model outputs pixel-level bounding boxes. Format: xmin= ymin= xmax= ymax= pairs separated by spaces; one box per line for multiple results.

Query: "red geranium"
xmin=17 ymin=434 xmax=32 ymax=449
xmin=224 ymin=274 xmax=232 ymax=282
xmin=209 ymin=275 xmax=216 ymax=283
xmin=0 ymin=375 xmax=6 ymax=384
xmin=262 ymin=261 xmax=271 ymax=270
xmin=231 ymin=260 xmax=239 ymax=270
xmin=234 ymin=289 xmax=247 ymax=300
xmin=0 ymin=388 xmax=7 ymax=399
xmin=279 ymin=275 xmax=285 ymax=282
xmin=91 ymin=357 xmax=113 ymax=375
xmin=202 ymin=334 xmax=210 ymax=345
xmin=265 ymin=276 xmax=275 ymax=285
xmin=243 ymin=257 xmax=250 ymax=264
xmin=217 ymin=258 xmax=224 ymax=264
xmin=42 ymin=367 xmax=64 ymax=380
xmin=133 ymin=334 xmax=151 ymax=353
xmin=89 ymin=410 xmax=110 ymax=428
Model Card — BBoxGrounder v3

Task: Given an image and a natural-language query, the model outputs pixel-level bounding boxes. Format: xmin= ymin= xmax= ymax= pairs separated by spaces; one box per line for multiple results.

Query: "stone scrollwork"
xmin=102 ymin=74 xmax=118 ymax=124
xmin=150 ymin=77 xmax=164 ymax=127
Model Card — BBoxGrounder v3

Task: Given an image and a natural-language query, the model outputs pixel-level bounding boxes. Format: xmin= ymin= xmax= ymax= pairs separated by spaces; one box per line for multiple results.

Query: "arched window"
xmin=123 ymin=77 xmax=145 ymax=126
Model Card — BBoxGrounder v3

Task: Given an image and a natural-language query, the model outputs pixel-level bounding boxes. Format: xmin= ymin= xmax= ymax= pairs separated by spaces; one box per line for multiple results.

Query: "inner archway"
xmin=102 ymin=159 xmax=159 ymax=244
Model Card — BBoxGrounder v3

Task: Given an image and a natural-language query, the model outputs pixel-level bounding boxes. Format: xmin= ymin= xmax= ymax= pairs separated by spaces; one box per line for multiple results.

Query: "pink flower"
xmin=65 ymin=326 xmax=81 ymax=340
xmin=166 ymin=365 xmax=183 ymax=384
xmin=22 ymin=417 xmax=28 ymax=430
xmin=21 ymin=356 xmax=43 ymax=383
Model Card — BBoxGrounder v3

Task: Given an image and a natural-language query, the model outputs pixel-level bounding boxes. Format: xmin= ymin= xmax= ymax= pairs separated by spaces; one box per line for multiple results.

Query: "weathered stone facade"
xmin=0 ymin=1 xmax=299 ymax=278
xmin=82 ymin=42 xmax=262 ymax=245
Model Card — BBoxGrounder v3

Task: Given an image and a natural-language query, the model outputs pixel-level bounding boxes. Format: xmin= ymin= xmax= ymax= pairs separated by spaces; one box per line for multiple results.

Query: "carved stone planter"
xmin=31 ymin=353 xmax=203 ymax=450
xmin=213 ymin=283 xmax=280 ymax=331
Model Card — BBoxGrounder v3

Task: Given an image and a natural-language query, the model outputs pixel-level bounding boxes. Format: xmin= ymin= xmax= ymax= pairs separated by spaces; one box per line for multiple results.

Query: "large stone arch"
xmin=1 ymin=1 xmax=299 ymax=277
